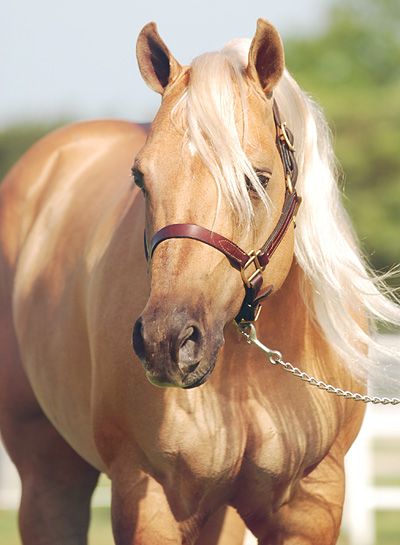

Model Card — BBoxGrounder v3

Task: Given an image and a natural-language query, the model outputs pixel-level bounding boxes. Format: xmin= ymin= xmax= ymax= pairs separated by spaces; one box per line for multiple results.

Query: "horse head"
xmin=132 ymin=20 xmax=298 ymax=388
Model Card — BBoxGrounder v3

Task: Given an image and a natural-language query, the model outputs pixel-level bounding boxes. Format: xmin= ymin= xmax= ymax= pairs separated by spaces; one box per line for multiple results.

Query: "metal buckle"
xmin=252 ymin=304 xmax=262 ymax=322
xmin=285 ymin=174 xmax=293 ymax=194
xmin=240 ymin=250 xmax=265 ymax=288
xmin=236 ymin=303 xmax=262 ymax=327
xmin=279 ymin=122 xmax=296 ymax=152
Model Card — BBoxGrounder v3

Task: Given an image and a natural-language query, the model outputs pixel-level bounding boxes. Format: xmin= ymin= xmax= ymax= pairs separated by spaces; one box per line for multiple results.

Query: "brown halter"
xmin=145 ymin=100 xmax=301 ymax=323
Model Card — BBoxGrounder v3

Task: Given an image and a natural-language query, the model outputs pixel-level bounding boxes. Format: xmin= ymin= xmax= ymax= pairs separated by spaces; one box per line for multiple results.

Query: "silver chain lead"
xmin=238 ymin=323 xmax=400 ymax=406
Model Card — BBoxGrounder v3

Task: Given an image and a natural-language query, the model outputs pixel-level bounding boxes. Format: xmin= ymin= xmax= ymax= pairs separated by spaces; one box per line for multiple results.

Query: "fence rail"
xmin=343 ymin=404 xmax=400 ymax=545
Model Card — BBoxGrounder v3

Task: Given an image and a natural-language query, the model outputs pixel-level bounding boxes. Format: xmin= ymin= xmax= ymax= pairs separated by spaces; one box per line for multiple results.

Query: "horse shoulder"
xmin=0 ymin=119 xmax=148 ymax=468
xmin=0 ymin=119 xmax=148 ymax=269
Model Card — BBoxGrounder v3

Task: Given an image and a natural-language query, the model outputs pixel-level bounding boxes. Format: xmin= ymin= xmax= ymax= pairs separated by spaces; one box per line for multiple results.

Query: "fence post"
xmin=343 ymin=409 xmax=375 ymax=545
xmin=0 ymin=438 xmax=21 ymax=510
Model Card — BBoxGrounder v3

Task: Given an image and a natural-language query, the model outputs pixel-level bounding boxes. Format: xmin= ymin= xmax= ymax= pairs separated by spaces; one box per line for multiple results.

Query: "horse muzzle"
xmin=132 ymin=307 xmax=223 ymax=388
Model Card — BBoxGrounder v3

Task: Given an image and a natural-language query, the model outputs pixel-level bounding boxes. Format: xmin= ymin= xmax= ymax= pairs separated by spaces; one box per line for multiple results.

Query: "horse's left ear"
xmin=136 ymin=22 xmax=182 ymax=95
xmin=247 ymin=19 xmax=285 ymax=95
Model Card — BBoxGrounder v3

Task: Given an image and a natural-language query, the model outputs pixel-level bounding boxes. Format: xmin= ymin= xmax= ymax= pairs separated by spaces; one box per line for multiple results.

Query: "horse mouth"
xmin=181 ymin=365 xmax=215 ymax=389
xmin=144 ymin=360 xmax=215 ymax=389
xmin=145 ymin=373 xmax=181 ymax=388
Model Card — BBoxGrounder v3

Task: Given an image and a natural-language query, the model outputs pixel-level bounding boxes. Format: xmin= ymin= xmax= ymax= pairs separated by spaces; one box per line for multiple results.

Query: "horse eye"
xmin=131 ymin=168 xmax=146 ymax=193
xmin=245 ymin=171 xmax=271 ymax=194
xmin=257 ymin=173 xmax=270 ymax=188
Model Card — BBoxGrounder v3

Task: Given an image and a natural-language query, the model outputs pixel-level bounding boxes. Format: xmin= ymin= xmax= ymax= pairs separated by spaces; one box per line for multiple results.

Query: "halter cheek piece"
xmin=144 ymin=100 xmax=301 ymax=324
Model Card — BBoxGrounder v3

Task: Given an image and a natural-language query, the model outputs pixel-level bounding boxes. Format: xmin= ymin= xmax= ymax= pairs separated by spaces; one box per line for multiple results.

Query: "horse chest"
xmin=142 ymin=398 xmax=320 ymax=499
xmin=144 ymin=405 xmax=247 ymax=482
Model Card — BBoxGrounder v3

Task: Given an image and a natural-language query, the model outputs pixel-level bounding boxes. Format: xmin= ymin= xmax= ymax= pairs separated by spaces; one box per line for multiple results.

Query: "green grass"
xmin=376 ymin=512 xmax=400 ymax=545
xmin=0 ymin=509 xmax=19 ymax=545
xmin=0 ymin=508 xmax=113 ymax=545
xmin=1 ymin=507 xmax=399 ymax=544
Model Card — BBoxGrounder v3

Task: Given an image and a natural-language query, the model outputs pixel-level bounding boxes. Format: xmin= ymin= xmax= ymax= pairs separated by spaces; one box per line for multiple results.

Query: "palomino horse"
xmin=0 ymin=18 xmax=398 ymax=545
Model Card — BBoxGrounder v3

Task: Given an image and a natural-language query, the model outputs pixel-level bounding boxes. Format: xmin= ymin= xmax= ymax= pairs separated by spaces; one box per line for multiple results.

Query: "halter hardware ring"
xmin=279 ymin=122 xmax=296 ymax=152
xmin=285 ymin=174 xmax=294 ymax=194
xmin=239 ymin=303 xmax=263 ymax=325
xmin=240 ymin=250 xmax=265 ymax=288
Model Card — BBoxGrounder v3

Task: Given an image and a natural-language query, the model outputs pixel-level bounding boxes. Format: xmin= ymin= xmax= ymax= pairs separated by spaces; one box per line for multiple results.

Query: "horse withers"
xmin=0 ymin=18 xmax=398 ymax=545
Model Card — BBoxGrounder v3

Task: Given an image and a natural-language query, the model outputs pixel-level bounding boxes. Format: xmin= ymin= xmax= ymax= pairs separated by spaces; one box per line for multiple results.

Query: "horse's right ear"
xmin=136 ymin=22 xmax=182 ymax=95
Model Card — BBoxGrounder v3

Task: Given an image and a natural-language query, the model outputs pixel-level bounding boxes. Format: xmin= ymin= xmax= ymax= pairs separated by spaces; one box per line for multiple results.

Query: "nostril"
xmin=132 ymin=317 xmax=146 ymax=361
xmin=183 ymin=361 xmax=200 ymax=374
xmin=179 ymin=326 xmax=199 ymax=356
xmin=176 ymin=324 xmax=203 ymax=373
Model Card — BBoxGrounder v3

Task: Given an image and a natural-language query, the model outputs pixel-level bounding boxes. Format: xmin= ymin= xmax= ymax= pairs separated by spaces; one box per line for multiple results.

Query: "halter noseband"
xmin=145 ymin=100 xmax=301 ymax=323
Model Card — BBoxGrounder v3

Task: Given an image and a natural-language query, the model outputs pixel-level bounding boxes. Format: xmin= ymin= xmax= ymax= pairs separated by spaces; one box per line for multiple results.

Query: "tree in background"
xmin=286 ymin=0 xmax=400 ymax=276
xmin=287 ymin=0 xmax=400 ymax=87
xmin=0 ymin=124 xmax=60 ymax=182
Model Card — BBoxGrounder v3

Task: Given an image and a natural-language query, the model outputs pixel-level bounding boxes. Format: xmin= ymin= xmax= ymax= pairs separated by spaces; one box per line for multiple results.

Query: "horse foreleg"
xmin=111 ymin=469 xmax=182 ymax=545
xmin=195 ymin=506 xmax=246 ymax=545
xmin=19 ymin=417 xmax=99 ymax=545
xmin=111 ymin=469 xmax=246 ymax=545
xmin=260 ymin=449 xmax=345 ymax=545
xmin=2 ymin=411 xmax=100 ymax=545
xmin=0 ymin=315 xmax=99 ymax=545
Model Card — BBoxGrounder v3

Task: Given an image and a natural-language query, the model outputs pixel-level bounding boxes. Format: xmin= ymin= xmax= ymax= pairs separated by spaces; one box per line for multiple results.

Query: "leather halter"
xmin=145 ymin=100 xmax=301 ymax=323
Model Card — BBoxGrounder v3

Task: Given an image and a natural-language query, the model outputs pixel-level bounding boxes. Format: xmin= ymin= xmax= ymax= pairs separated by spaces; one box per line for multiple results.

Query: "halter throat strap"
xmin=145 ymin=100 xmax=301 ymax=323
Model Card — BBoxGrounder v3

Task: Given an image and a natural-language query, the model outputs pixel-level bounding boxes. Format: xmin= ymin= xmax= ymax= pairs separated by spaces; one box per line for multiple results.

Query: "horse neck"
xmin=218 ymin=260 xmax=365 ymax=464
xmin=225 ymin=260 xmax=346 ymax=385
xmin=258 ymin=260 xmax=314 ymax=360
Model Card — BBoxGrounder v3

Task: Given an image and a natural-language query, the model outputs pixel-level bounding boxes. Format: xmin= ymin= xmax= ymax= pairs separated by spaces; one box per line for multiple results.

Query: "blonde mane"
xmin=172 ymin=40 xmax=272 ymax=224
xmin=173 ymin=39 xmax=400 ymax=389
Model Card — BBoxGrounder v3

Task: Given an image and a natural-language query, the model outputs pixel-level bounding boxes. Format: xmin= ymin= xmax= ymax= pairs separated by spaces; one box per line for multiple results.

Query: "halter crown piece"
xmin=145 ymin=100 xmax=302 ymax=324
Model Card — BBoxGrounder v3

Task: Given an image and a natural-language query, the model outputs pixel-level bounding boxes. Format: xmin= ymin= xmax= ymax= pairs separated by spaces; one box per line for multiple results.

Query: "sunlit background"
xmin=1 ymin=0 xmax=332 ymax=125
xmin=1 ymin=0 xmax=399 ymax=543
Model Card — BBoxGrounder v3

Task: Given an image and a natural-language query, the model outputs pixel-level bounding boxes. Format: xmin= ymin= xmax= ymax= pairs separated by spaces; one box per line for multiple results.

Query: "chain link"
xmin=238 ymin=323 xmax=400 ymax=406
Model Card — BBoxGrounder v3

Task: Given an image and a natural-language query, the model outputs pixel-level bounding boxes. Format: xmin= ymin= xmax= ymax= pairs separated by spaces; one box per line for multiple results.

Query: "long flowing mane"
xmin=172 ymin=38 xmax=400 ymax=388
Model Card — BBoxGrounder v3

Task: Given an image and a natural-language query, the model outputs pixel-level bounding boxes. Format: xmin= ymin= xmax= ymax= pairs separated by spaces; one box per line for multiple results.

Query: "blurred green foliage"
xmin=0 ymin=123 xmax=61 ymax=180
xmin=0 ymin=0 xmax=398 ymax=278
xmin=285 ymin=0 xmax=400 ymax=277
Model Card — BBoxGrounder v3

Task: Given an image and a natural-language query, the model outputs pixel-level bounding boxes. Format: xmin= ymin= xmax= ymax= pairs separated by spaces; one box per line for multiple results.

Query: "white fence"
xmin=0 ymin=439 xmax=111 ymax=510
xmin=244 ymin=404 xmax=400 ymax=545
xmin=343 ymin=404 xmax=400 ymax=545
xmin=0 ymin=439 xmax=20 ymax=510
xmin=1 ymin=404 xmax=400 ymax=545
